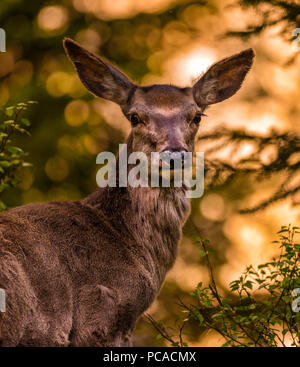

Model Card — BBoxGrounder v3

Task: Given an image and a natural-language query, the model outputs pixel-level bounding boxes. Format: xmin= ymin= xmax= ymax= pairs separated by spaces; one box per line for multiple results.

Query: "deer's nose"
xmin=160 ymin=148 xmax=188 ymax=165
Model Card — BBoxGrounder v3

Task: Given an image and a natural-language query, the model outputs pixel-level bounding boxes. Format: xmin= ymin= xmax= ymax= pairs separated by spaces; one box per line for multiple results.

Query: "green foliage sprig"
xmin=148 ymin=225 xmax=300 ymax=347
xmin=0 ymin=101 xmax=36 ymax=211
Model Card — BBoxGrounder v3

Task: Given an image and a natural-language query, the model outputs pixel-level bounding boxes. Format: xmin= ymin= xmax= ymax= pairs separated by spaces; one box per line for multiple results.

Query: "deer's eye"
xmin=130 ymin=113 xmax=141 ymax=126
xmin=192 ymin=113 xmax=202 ymax=125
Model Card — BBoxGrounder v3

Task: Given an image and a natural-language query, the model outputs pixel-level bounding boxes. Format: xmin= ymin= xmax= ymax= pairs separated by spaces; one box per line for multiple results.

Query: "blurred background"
xmin=0 ymin=0 xmax=299 ymax=346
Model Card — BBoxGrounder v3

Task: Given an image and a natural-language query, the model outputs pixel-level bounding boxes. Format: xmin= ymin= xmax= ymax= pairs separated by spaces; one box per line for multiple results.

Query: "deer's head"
xmin=64 ymin=38 xmax=254 ymax=166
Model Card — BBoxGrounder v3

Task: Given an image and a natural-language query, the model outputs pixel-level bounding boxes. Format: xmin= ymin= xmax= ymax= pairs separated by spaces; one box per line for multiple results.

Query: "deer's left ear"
xmin=63 ymin=38 xmax=135 ymax=105
xmin=193 ymin=48 xmax=254 ymax=106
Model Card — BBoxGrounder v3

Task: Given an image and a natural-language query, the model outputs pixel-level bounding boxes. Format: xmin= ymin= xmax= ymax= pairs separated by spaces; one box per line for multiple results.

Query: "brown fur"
xmin=0 ymin=39 xmax=254 ymax=346
xmin=0 ymin=139 xmax=189 ymax=346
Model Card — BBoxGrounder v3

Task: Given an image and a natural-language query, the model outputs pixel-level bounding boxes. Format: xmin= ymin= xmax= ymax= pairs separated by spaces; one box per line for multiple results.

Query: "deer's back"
xmin=0 ymin=200 xmax=156 ymax=345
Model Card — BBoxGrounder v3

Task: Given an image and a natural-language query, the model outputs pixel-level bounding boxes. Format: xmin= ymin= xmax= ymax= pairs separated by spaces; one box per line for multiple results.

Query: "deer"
xmin=0 ymin=38 xmax=254 ymax=346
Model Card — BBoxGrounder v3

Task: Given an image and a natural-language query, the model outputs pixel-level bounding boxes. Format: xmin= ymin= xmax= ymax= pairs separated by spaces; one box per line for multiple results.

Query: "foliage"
xmin=148 ymin=225 xmax=300 ymax=347
xmin=213 ymin=0 xmax=300 ymax=214
xmin=201 ymin=128 xmax=300 ymax=213
xmin=228 ymin=0 xmax=300 ymax=64
xmin=0 ymin=101 xmax=35 ymax=211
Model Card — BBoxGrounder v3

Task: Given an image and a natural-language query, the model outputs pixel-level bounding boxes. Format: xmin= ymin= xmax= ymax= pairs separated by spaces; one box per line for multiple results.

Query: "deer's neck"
xmin=82 ymin=134 xmax=190 ymax=284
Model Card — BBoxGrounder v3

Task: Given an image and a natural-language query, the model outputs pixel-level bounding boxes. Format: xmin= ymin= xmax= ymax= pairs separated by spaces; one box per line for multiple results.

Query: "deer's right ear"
xmin=63 ymin=38 xmax=135 ymax=105
xmin=193 ymin=48 xmax=254 ymax=106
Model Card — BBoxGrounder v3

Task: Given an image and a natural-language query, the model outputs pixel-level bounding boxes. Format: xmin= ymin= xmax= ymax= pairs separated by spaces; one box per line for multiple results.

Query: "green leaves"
xmin=5 ymin=106 xmax=15 ymax=117
xmin=0 ymin=101 xmax=35 ymax=211
xmin=153 ymin=225 xmax=300 ymax=347
xmin=198 ymin=225 xmax=300 ymax=346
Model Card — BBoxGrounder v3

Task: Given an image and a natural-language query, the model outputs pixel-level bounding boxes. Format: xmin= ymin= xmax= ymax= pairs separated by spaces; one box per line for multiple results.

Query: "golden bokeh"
xmin=200 ymin=193 xmax=226 ymax=222
xmin=45 ymin=156 xmax=69 ymax=181
xmin=46 ymin=72 xmax=75 ymax=97
xmin=64 ymin=100 xmax=90 ymax=126
xmin=37 ymin=6 xmax=69 ymax=32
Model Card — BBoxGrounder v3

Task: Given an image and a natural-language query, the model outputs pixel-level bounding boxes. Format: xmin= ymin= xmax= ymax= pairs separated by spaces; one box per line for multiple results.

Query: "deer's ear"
xmin=63 ymin=38 xmax=135 ymax=105
xmin=193 ymin=48 xmax=254 ymax=106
